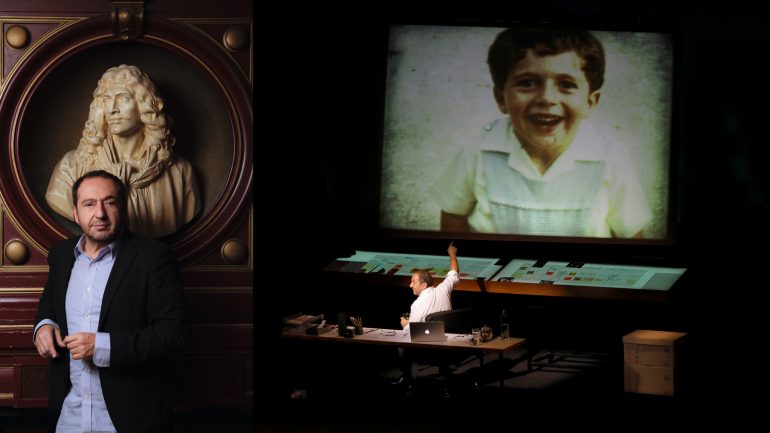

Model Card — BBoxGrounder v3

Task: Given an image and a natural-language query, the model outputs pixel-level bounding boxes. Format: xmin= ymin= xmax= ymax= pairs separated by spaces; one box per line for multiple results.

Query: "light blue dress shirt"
xmin=34 ymin=236 xmax=118 ymax=433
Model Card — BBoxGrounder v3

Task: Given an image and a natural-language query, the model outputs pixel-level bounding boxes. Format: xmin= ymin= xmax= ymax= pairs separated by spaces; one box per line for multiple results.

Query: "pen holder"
xmin=350 ymin=316 xmax=364 ymax=335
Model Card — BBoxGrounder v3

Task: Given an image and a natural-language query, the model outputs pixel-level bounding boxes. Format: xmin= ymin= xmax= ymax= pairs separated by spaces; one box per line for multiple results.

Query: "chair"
xmin=413 ymin=307 xmax=480 ymax=396
xmin=425 ymin=307 xmax=479 ymax=334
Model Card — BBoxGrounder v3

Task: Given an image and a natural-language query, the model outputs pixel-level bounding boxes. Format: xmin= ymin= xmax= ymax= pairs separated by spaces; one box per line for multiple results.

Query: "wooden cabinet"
xmin=623 ymin=329 xmax=686 ymax=396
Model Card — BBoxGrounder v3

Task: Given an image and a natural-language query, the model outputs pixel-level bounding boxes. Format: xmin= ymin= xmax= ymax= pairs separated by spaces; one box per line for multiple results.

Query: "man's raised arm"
xmin=448 ymin=242 xmax=458 ymax=273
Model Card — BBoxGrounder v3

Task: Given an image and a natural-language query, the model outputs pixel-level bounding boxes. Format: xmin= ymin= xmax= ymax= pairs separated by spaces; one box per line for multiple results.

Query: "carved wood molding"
xmin=0 ymin=16 xmax=86 ymax=84
xmin=111 ymin=1 xmax=144 ymax=40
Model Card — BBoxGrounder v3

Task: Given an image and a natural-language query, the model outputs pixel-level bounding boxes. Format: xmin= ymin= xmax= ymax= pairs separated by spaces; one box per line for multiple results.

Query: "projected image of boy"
xmin=429 ymin=28 xmax=652 ymax=238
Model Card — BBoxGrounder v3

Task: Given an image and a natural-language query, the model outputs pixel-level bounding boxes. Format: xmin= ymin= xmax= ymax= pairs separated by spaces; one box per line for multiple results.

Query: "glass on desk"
xmin=471 ymin=328 xmax=482 ymax=346
xmin=500 ymin=323 xmax=510 ymax=340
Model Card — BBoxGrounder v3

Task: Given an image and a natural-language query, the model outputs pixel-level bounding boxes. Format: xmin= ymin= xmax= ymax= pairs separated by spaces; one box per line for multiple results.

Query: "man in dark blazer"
xmin=33 ymin=170 xmax=186 ymax=433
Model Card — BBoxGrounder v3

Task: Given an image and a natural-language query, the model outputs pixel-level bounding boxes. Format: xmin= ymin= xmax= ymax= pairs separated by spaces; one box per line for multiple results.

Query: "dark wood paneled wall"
xmin=0 ymin=0 xmax=252 ymax=413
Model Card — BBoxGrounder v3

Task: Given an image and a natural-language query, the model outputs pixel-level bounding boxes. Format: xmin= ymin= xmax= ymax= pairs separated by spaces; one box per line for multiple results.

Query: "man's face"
xmin=494 ymin=50 xmax=600 ymax=154
xmin=101 ymin=85 xmax=141 ymax=137
xmin=410 ymin=273 xmax=426 ymax=295
xmin=72 ymin=177 xmax=123 ymax=250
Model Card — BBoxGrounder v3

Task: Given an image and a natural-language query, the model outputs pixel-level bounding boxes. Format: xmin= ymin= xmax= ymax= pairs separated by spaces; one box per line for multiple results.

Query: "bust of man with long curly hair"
xmin=46 ymin=64 xmax=200 ymax=238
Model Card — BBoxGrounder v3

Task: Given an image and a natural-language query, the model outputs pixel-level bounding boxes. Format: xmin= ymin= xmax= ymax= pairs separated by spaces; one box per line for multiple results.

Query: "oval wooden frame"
xmin=0 ymin=15 xmax=252 ymax=263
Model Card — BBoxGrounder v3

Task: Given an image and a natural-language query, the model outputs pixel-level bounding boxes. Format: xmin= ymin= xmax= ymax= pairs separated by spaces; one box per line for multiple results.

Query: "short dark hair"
xmin=71 ymin=170 xmax=127 ymax=209
xmin=487 ymin=28 xmax=605 ymax=94
xmin=413 ymin=269 xmax=433 ymax=287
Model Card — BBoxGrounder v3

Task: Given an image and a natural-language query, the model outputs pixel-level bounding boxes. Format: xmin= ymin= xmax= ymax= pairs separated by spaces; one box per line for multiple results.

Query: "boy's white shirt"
xmin=429 ymin=117 xmax=652 ymax=238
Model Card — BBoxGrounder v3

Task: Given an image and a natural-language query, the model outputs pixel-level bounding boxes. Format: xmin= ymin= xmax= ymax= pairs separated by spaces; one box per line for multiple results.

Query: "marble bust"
xmin=46 ymin=64 xmax=200 ymax=238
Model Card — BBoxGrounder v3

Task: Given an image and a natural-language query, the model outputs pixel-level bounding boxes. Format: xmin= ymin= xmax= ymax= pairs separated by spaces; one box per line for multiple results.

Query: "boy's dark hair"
xmin=487 ymin=28 xmax=605 ymax=93
xmin=72 ymin=170 xmax=127 ymax=209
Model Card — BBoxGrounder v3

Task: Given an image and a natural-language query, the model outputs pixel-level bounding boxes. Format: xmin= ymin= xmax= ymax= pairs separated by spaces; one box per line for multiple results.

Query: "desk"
xmin=282 ymin=327 xmax=526 ymax=387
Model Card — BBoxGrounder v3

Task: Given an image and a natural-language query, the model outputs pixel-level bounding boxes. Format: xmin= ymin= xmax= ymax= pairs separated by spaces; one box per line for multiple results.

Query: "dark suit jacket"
xmin=35 ymin=230 xmax=186 ymax=433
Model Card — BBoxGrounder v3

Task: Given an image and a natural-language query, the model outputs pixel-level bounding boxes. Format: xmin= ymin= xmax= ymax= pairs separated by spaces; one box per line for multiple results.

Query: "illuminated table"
xmin=326 ymin=252 xmax=686 ymax=301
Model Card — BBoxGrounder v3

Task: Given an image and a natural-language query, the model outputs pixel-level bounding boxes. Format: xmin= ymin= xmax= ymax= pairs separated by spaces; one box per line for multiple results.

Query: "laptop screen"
xmin=409 ymin=321 xmax=446 ymax=342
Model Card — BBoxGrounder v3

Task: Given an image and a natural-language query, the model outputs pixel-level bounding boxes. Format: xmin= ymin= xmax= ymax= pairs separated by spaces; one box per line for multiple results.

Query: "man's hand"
xmin=448 ymin=241 xmax=457 ymax=257
xmin=447 ymin=241 xmax=459 ymax=273
xmin=63 ymin=332 xmax=96 ymax=360
xmin=34 ymin=324 xmax=65 ymax=359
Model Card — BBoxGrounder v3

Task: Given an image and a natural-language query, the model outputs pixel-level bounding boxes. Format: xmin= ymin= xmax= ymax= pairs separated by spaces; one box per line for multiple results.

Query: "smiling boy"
xmin=429 ymin=28 xmax=651 ymax=238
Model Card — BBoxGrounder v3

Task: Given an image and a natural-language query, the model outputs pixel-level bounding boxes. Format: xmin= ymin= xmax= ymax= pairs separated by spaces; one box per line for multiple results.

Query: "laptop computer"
xmin=409 ymin=321 xmax=447 ymax=342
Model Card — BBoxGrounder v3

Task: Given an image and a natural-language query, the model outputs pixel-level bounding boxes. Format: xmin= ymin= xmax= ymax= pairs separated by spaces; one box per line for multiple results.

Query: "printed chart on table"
xmin=327 ymin=250 xmax=501 ymax=280
xmin=492 ymin=259 xmax=686 ymax=290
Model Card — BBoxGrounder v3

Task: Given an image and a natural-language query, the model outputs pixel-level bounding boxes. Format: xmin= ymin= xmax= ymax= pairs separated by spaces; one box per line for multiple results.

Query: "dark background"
xmin=263 ymin=0 xmax=770 ymax=418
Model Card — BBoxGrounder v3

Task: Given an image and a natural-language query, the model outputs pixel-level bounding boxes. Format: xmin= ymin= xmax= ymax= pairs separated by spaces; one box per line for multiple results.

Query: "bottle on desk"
xmin=337 ymin=312 xmax=347 ymax=336
xmin=500 ymin=309 xmax=509 ymax=340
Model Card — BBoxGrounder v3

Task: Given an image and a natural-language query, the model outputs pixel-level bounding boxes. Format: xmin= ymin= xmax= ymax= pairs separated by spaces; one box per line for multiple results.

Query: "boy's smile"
xmin=494 ymin=50 xmax=600 ymax=164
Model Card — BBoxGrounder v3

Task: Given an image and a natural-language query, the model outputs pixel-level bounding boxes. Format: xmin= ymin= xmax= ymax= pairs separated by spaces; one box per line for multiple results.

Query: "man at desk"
xmin=396 ymin=242 xmax=460 ymax=389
